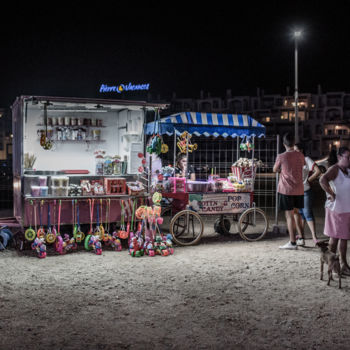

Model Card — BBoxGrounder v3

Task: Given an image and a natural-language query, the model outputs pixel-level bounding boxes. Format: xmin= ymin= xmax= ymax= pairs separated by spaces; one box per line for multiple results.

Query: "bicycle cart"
xmin=145 ymin=112 xmax=269 ymax=246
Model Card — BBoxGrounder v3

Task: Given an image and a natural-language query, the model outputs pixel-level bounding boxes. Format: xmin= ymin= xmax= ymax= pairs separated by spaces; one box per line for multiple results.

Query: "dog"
xmin=316 ymin=240 xmax=341 ymax=289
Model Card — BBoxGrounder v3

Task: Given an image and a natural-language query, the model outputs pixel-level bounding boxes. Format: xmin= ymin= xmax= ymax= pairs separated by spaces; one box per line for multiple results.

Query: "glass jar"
xmin=95 ymin=155 xmax=104 ymax=175
xmin=113 ymin=158 xmax=122 ymax=175
xmin=103 ymin=156 xmax=113 ymax=175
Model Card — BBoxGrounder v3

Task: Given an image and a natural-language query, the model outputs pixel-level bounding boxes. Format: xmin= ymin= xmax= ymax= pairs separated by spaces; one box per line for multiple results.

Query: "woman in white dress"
xmin=319 ymin=146 xmax=350 ymax=275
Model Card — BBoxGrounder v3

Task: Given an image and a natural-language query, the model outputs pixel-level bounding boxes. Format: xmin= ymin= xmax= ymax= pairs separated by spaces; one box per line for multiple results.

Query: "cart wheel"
xmin=170 ymin=210 xmax=204 ymax=246
xmin=238 ymin=208 xmax=268 ymax=242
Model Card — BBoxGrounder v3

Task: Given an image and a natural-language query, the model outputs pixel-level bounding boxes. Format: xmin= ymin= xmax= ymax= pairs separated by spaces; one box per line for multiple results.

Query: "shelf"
xmin=24 ymin=193 xmax=149 ymax=200
xmin=36 ymin=124 xmax=106 ymax=128
xmin=54 ymin=139 xmax=106 ymax=142
xmin=36 ymin=138 xmax=105 ymax=143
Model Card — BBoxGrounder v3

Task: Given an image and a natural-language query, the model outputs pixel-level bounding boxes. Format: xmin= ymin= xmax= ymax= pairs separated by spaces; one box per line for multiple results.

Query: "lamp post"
xmin=294 ymin=31 xmax=302 ymax=143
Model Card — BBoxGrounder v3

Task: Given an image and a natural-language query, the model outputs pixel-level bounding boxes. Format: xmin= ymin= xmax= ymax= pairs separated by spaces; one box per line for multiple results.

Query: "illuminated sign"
xmin=99 ymin=82 xmax=150 ymax=93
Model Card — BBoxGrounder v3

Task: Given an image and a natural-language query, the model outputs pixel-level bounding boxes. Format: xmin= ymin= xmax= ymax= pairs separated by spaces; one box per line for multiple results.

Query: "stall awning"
xmin=145 ymin=112 xmax=266 ymax=138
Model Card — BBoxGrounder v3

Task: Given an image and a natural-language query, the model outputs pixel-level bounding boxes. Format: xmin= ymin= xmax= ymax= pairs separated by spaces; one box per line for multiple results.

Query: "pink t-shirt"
xmin=274 ymin=150 xmax=305 ymax=195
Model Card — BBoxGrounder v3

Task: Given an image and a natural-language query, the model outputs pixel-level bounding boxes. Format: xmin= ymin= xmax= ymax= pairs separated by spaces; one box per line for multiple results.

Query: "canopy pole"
xmin=173 ymin=128 xmax=176 ymax=168
xmin=251 ymin=136 xmax=255 ymax=192
xmin=185 ymin=132 xmax=189 ymax=180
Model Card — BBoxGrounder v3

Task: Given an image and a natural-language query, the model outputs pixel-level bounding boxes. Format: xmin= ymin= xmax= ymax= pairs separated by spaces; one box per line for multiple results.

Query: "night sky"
xmin=1 ymin=1 xmax=350 ymax=108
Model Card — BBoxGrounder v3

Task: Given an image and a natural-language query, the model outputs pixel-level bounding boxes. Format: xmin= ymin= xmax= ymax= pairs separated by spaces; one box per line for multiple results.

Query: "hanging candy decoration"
xmin=51 ymin=200 xmax=57 ymax=238
xmin=118 ymin=200 xmax=128 ymax=239
xmin=240 ymin=136 xmax=248 ymax=151
xmin=74 ymin=201 xmax=84 ymax=243
xmin=102 ymin=198 xmax=111 ymax=243
xmin=55 ymin=200 xmax=64 ymax=254
xmin=146 ymin=108 xmax=163 ymax=156
xmin=25 ymin=200 xmax=36 ymax=241
xmin=177 ymin=131 xmax=197 ymax=153
xmin=135 ymin=205 xmax=147 ymax=220
xmin=247 ymin=139 xmax=254 ymax=152
xmin=152 ymin=192 xmax=162 ymax=205
xmin=161 ymin=143 xmax=169 ymax=153
xmin=99 ymin=199 xmax=105 ymax=239
xmin=45 ymin=202 xmax=57 ymax=244
xmin=37 ymin=200 xmax=46 ymax=239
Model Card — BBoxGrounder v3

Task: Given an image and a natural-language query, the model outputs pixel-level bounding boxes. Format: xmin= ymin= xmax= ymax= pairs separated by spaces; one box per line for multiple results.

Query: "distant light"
xmin=294 ymin=31 xmax=302 ymax=38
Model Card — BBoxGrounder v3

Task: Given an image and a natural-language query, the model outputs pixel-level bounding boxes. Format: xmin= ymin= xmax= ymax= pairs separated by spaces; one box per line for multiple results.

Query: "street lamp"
xmin=294 ymin=30 xmax=302 ymax=143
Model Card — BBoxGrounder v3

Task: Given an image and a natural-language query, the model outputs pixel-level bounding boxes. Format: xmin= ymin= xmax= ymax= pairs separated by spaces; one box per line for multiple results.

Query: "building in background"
xmin=0 ymin=108 xmax=13 ymax=211
xmin=0 ymin=108 xmax=12 ymax=163
xmin=159 ymin=85 xmax=350 ymax=159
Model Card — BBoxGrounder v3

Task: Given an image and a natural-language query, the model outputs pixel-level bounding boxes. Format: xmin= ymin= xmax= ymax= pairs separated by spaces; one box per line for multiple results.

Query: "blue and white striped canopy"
xmin=145 ymin=112 xmax=265 ymax=138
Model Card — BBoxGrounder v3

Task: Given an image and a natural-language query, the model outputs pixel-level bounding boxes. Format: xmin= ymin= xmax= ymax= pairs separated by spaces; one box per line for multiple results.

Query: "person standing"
xmin=273 ymin=133 xmax=305 ymax=250
xmin=294 ymin=143 xmax=321 ymax=246
xmin=319 ymin=146 xmax=350 ymax=275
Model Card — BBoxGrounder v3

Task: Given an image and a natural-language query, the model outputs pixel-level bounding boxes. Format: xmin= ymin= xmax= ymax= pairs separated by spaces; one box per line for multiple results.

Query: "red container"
xmin=104 ymin=178 xmax=126 ymax=195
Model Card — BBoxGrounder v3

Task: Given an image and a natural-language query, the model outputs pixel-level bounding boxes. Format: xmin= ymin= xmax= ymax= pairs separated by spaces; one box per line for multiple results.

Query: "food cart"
xmin=12 ymin=95 xmax=167 ymax=237
xmin=144 ymin=111 xmax=268 ymax=246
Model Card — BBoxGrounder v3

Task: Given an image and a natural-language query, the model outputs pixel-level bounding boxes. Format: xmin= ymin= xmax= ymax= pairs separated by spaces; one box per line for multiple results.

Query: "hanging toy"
xmin=98 ymin=199 xmax=105 ymax=239
xmin=73 ymin=201 xmax=85 ymax=244
xmin=146 ymin=134 xmax=163 ymax=155
xmin=118 ymin=200 xmax=128 ymax=239
xmin=51 ymin=200 xmax=57 ymax=239
xmin=246 ymin=139 xmax=254 ymax=152
xmin=240 ymin=137 xmax=248 ymax=151
xmin=45 ymin=202 xmax=57 ymax=244
xmin=152 ymin=192 xmax=162 ymax=206
xmin=93 ymin=200 xmax=102 ymax=238
xmin=31 ymin=237 xmax=46 ymax=258
xmin=128 ymin=199 xmax=137 ymax=246
xmin=62 ymin=234 xmax=77 ymax=253
xmin=146 ymin=108 xmax=163 ymax=156
xmin=55 ymin=200 xmax=64 ymax=254
xmin=161 ymin=143 xmax=169 ymax=153
xmin=164 ymin=233 xmax=174 ymax=255
xmin=144 ymin=219 xmax=155 ymax=257
xmin=177 ymin=131 xmax=197 ymax=153
xmin=86 ymin=234 xmax=102 ymax=255
xmin=85 ymin=198 xmax=102 ymax=254
xmin=37 ymin=200 xmax=46 ymax=239
xmin=102 ymin=199 xmax=112 ymax=244
xmin=25 ymin=200 xmax=36 ymax=242
xmin=110 ymin=231 xmax=122 ymax=251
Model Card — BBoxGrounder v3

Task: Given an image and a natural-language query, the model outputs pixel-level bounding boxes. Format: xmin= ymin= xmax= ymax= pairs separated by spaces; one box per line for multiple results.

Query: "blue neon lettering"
xmin=99 ymin=82 xmax=150 ymax=93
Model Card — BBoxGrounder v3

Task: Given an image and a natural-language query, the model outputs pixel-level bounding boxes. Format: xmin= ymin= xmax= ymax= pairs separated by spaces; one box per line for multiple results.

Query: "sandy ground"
xmin=1 ymin=217 xmax=350 ymax=350
xmin=1 ymin=182 xmax=350 ymax=350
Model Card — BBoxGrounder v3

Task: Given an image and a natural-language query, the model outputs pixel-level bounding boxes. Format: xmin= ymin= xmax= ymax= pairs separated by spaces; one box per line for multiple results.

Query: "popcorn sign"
xmin=189 ymin=193 xmax=251 ymax=214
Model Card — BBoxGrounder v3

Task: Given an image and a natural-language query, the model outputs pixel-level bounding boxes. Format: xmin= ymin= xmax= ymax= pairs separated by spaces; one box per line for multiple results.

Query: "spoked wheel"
xmin=170 ymin=210 xmax=204 ymax=246
xmin=238 ymin=207 xmax=269 ymax=241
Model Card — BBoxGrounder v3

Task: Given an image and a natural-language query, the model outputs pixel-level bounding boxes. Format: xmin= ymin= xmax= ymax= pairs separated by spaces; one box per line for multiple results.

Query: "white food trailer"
xmin=12 ymin=95 xmax=167 ymax=226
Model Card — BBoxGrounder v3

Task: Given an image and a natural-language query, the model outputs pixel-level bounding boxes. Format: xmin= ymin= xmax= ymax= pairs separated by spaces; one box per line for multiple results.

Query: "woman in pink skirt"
xmin=320 ymin=146 xmax=350 ymax=275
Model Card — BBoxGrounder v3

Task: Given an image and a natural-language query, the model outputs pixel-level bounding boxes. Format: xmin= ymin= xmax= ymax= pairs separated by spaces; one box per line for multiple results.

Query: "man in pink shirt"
xmin=273 ymin=132 xmax=305 ymax=249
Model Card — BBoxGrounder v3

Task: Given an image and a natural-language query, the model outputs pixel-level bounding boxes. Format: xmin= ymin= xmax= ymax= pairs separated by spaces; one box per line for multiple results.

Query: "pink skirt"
xmin=324 ymin=208 xmax=350 ymax=240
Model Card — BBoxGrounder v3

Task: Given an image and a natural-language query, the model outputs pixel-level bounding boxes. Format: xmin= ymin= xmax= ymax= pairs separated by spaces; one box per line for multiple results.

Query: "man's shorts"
xmin=278 ymin=193 xmax=304 ymax=211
